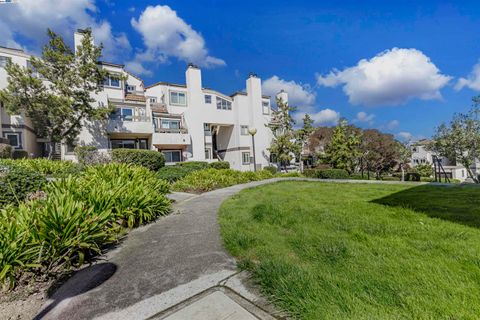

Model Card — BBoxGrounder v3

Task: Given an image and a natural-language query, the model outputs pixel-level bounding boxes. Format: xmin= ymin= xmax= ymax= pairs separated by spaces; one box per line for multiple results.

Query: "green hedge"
xmin=112 ymin=149 xmax=165 ymax=171
xmin=157 ymin=165 xmax=194 ymax=183
xmin=172 ymin=168 xmax=274 ymax=193
xmin=405 ymin=172 xmax=421 ymax=182
xmin=177 ymin=161 xmax=209 ymax=170
xmin=0 ymin=165 xmax=47 ymax=205
xmin=304 ymin=168 xmax=349 ymax=179
xmin=12 ymin=150 xmax=28 ymax=159
xmin=0 ymin=158 xmax=80 ymax=177
xmin=0 ymin=144 xmax=12 ymax=159
xmin=0 ymin=163 xmax=170 ymax=289
xmin=263 ymin=166 xmax=278 ymax=175
xmin=208 ymin=161 xmax=230 ymax=169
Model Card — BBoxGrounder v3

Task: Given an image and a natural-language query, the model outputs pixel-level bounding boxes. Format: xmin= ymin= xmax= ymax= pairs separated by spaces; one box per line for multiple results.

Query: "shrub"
xmin=112 ymin=149 xmax=165 ymax=171
xmin=278 ymin=171 xmax=303 ymax=177
xmin=74 ymin=146 xmax=110 ymax=165
xmin=263 ymin=166 xmax=278 ymax=175
xmin=173 ymin=168 xmax=274 ymax=193
xmin=0 ymin=165 xmax=47 ymax=205
xmin=0 ymin=163 xmax=170 ymax=289
xmin=405 ymin=172 xmax=421 ymax=182
xmin=0 ymin=144 xmax=12 ymax=159
xmin=0 ymin=158 xmax=80 ymax=177
xmin=12 ymin=150 xmax=28 ymax=159
xmin=177 ymin=161 xmax=209 ymax=170
xmin=413 ymin=164 xmax=434 ymax=177
xmin=209 ymin=161 xmax=230 ymax=169
xmin=157 ymin=165 xmax=193 ymax=183
xmin=381 ymin=176 xmax=399 ymax=181
xmin=303 ymin=168 xmax=349 ymax=179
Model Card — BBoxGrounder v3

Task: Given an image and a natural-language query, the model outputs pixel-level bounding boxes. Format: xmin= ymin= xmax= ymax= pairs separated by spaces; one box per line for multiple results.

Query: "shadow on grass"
xmin=371 ymin=183 xmax=480 ymax=229
xmin=34 ymin=263 xmax=117 ymax=320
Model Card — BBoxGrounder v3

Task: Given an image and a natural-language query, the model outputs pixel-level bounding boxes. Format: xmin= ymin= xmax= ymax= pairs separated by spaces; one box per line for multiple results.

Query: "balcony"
xmin=107 ymin=116 xmax=153 ymax=134
xmin=152 ymin=130 xmax=190 ymax=146
xmin=150 ymin=102 xmax=168 ymax=114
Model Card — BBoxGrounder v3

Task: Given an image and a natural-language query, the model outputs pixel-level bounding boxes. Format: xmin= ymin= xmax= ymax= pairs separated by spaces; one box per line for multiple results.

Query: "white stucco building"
xmin=409 ymin=140 xmax=472 ymax=182
xmin=0 ymin=30 xmax=282 ymax=171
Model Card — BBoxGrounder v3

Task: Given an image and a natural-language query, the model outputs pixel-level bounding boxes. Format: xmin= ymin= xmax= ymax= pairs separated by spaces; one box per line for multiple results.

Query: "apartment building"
xmin=0 ymin=30 xmax=281 ymax=171
xmin=409 ymin=140 xmax=472 ymax=181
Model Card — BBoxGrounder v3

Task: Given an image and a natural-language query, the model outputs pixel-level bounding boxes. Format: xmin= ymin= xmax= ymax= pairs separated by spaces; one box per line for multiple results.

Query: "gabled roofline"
xmin=99 ymin=61 xmax=124 ymax=68
xmin=146 ymin=81 xmax=187 ymax=89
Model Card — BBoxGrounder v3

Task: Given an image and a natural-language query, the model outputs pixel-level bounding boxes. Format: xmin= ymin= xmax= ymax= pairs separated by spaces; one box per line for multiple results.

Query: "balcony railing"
xmin=155 ymin=127 xmax=188 ymax=134
xmin=110 ymin=115 xmax=151 ymax=122
xmin=150 ymin=103 xmax=168 ymax=113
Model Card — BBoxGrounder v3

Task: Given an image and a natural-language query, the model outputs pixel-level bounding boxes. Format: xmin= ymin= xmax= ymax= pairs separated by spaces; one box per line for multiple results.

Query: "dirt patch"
xmin=0 ymin=280 xmax=51 ymax=320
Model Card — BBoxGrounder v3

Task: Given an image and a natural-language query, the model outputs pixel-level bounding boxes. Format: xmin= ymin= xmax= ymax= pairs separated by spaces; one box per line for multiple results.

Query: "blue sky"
xmin=1 ymin=0 xmax=480 ymax=141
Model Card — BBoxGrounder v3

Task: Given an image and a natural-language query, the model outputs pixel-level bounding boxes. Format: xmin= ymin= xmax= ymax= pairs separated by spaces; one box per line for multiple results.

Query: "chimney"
xmin=185 ymin=63 xmax=202 ymax=92
xmin=276 ymin=89 xmax=288 ymax=105
xmin=74 ymin=28 xmax=94 ymax=54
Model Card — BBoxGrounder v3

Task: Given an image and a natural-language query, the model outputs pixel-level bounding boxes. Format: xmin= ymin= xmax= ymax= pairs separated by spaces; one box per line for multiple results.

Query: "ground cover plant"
xmin=0 ymin=158 xmax=80 ymax=177
xmin=172 ymin=168 xmax=274 ymax=193
xmin=219 ymin=181 xmax=480 ymax=319
xmin=0 ymin=163 xmax=170 ymax=290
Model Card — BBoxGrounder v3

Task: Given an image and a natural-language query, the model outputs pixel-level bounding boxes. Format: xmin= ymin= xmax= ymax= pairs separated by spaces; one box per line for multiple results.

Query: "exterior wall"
xmin=145 ymin=68 xmax=274 ymax=170
xmin=0 ymin=32 xmax=277 ymax=171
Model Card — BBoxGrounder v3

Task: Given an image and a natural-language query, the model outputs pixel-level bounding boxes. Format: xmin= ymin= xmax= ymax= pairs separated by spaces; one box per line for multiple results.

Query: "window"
xmin=242 ymin=152 xmax=251 ymax=165
xmin=4 ymin=132 xmax=21 ymax=149
xmin=66 ymin=142 xmax=76 ymax=154
xmin=103 ymin=75 xmax=121 ymax=88
xmin=170 ymin=91 xmax=187 ymax=106
xmin=262 ymin=101 xmax=270 ymax=114
xmin=205 ymin=95 xmax=212 ymax=104
xmin=111 ymin=107 xmax=134 ymax=121
xmin=240 ymin=125 xmax=249 ymax=136
xmin=216 ymin=97 xmax=232 ymax=110
xmin=160 ymin=119 xmax=180 ymax=129
xmin=110 ymin=139 xmax=148 ymax=149
xmin=205 ymin=148 xmax=211 ymax=159
xmin=126 ymin=84 xmax=136 ymax=92
xmin=163 ymin=150 xmax=182 ymax=163
xmin=0 ymin=56 xmax=11 ymax=68
xmin=149 ymin=97 xmax=157 ymax=103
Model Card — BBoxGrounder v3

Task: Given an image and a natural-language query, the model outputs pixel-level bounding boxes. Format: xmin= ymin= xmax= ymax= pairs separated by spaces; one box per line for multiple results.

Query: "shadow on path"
xmin=34 ymin=263 xmax=117 ymax=320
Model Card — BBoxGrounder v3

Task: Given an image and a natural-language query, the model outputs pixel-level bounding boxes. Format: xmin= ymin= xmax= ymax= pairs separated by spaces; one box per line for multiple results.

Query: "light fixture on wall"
xmin=248 ymin=127 xmax=257 ymax=172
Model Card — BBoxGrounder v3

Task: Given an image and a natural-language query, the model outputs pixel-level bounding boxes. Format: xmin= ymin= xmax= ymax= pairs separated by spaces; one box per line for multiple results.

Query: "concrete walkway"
xmin=36 ymin=178 xmax=292 ymax=320
xmin=36 ymin=178 xmax=447 ymax=319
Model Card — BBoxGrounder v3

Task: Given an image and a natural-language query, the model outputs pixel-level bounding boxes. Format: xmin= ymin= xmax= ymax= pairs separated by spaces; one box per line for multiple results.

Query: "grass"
xmin=219 ymin=181 xmax=480 ymax=319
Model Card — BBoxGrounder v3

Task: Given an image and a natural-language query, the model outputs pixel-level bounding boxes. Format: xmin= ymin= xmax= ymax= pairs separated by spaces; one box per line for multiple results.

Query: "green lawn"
xmin=219 ymin=181 xmax=480 ymax=319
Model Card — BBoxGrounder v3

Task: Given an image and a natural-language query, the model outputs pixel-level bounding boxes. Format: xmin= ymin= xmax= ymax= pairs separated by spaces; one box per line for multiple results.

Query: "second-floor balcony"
xmin=107 ymin=115 xmax=153 ymax=134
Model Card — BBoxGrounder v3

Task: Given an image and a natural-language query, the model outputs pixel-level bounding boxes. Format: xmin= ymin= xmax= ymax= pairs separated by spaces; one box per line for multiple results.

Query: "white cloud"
xmin=455 ymin=61 xmax=480 ymax=91
xmin=130 ymin=5 xmax=225 ymax=69
xmin=354 ymin=111 xmax=375 ymax=125
xmin=0 ymin=0 xmax=130 ymax=60
xmin=397 ymin=131 xmax=413 ymax=141
xmin=386 ymin=120 xmax=400 ymax=130
xmin=317 ymin=48 xmax=451 ymax=106
xmin=309 ymin=109 xmax=341 ymax=125
xmin=262 ymin=76 xmax=316 ymax=107
xmin=125 ymin=61 xmax=152 ymax=77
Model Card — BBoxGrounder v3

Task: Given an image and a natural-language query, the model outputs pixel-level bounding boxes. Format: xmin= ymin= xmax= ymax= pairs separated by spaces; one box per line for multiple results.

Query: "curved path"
xmin=36 ymin=178 xmax=433 ymax=319
xmin=37 ymin=178 xmax=292 ymax=320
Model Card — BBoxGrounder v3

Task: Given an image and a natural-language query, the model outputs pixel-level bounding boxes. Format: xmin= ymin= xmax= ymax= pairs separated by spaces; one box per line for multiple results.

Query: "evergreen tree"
xmin=296 ymin=114 xmax=315 ymax=171
xmin=322 ymin=119 xmax=361 ymax=174
xmin=0 ymin=29 xmax=112 ymax=158
xmin=267 ymin=98 xmax=300 ymax=171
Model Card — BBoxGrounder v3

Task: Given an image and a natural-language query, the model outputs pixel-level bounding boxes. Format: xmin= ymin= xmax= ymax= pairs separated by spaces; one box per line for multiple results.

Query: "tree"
xmin=267 ymin=98 xmax=300 ymax=171
xmin=295 ymin=114 xmax=315 ymax=172
xmin=397 ymin=141 xmax=412 ymax=181
xmin=0 ymin=29 xmax=112 ymax=158
xmin=358 ymin=129 xmax=403 ymax=179
xmin=322 ymin=119 xmax=361 ymax=174
xmin=432 ymin=97 xmax=480 ymax=183
xmin=413 ymin=163 xmax=433 ymax=178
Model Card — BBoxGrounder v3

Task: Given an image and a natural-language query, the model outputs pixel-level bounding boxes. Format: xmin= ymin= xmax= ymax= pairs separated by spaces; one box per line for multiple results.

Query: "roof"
xmin=0 ymin=46 xmax=32 ymax=58
xmin=125 ymin=94 xmax=146 ymax=102
xmin=146 ymin=81 xmax=187 ymax=89
xmin=99 ymin=61 xmax=125 ymax=68
xmin=125 ymin=70 xmax=144 ymax=87
xmin=230 ymin=91 xmax=247 ymax=97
